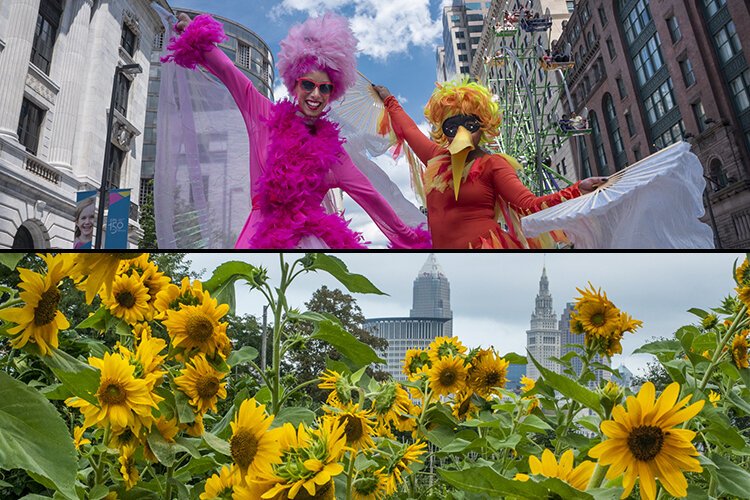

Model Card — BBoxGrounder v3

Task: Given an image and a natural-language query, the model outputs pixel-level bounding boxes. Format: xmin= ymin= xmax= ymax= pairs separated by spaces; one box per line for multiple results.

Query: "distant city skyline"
xmin=187 ymin=252 xmax=744 ymax=377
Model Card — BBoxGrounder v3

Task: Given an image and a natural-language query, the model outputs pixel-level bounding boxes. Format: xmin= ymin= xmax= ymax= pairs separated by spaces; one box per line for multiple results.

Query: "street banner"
xmin=104 ymin=189 xmax=131 ymax=249
xmin=74 ymin=190 xmax=97 ymax=250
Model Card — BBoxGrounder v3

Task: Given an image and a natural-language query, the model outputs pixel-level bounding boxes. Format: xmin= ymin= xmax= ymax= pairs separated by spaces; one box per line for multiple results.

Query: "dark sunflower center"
xmin=34 ymin=288 xmax=61 ymax=326
xmin=196 ymin=376 xmax=220 ymax=399
xmin=99 ymin=381 xmax=127 ymax=405
xmin=230 ymin=430 xmax=259 ymax=469
xmin=354 ymin=476 xmax=378 ymax=496
xmin=590 ymin=312 xmax=605 ymax=327
xmin=114 ymin=428 xmax=136 ymax=446
xmin=186 ymin=315 xmax=214 ymax=342
xmin=343 ymin=414 xmax=364 ymax=442
xmin=296 ymin=479 xmax=333 ymax=500
xmin=116 ymin=290 xmax=136 ymax=309
xmin=439 ymin=368 xmax=457 ymax=387
xmin=483 ymin=371 xmax=501 ymax=387
xmin=627 ymin=425 xmax=665 ymax=461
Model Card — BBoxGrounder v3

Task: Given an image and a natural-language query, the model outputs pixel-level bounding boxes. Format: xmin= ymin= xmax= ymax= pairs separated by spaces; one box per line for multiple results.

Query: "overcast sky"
xmin=186 ymin=252 xmax=745 ymax=377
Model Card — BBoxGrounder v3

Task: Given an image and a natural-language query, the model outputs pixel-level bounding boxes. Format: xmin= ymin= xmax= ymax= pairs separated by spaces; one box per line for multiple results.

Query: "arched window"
xmin=709 ymin=159 xmax=728 ymax=191
xmin=590 ymin=111 xmax=609 ymax=175
xmin=604 ymin=93 xmax=627 ymax=170
xmin=578 ymin=135 xmax=592 ymax=178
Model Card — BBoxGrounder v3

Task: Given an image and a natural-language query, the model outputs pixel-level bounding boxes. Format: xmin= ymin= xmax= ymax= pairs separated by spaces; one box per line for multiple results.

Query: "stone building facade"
xmin=557 ymin=0 xmax=750 ymax=248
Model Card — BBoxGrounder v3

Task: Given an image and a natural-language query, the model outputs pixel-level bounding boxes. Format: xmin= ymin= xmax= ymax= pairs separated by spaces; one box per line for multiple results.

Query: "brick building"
xmin=557 ymin=0 xmax=750 ymax=248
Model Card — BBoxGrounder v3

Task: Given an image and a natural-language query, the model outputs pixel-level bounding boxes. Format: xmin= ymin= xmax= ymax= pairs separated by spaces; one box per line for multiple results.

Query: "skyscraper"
xmin=525 ymin=266 xmax=561 ymax=379
xmin=364 ymin=254 xmax=453 ymax=380
xmin=437 ymin=0 xmax=493 ymax=81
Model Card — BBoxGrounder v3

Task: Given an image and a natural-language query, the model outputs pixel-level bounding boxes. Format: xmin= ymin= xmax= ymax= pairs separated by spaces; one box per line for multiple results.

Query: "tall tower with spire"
xmin=363 ymin=254 xmax=453 ymax=380
xmin=526 ymin=266 xmax=562 ymax=380
xmin=410 ymin=254 xmax=453 ymax=336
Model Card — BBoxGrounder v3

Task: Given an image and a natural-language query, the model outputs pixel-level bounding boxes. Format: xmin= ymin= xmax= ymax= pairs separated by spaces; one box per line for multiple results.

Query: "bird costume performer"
xmin=373 ymin=79 xmax=606 ymax=249
xmin=159 ymin=12 xmax=430 ymax=249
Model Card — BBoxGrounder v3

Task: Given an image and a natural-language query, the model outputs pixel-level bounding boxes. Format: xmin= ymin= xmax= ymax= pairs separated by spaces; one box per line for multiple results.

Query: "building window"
xmin=153 ymin=30 xmax=164 ymax=51
xmin=458 ymin=54 xmax=468 ymax=62
xmin=598 ymin=5 xmax=607 ymax=26
xmin=623 ymin=0 xmax=652 ymax=44
xmin=625 ymin=111 xmax=636 ymax=136
xmin=31 ymin=0 xmax=63 ymax=75
xmin=643 ymin=78 xmax=677 ymax=125
xmin=616 ymin=77 xmax=627 ymax=99
xmin=17 ymin=98 xmax=46 ymax=156
xmin=455 ymin=31 xmax=465 ymax=38
xmin=114 ymin=73 xmax=131 ymax=116
xmin=567 ymin=0 xmax=575 ymax=13
xmin=460 ymin=66 xmax=469 ymax=74
xmin=604 ymin=94 xmax=626 ymax=169
xmin=105 ymin=147 xmax=125 ymax=191
xmin=590 ymin=112 xmax=608 ymax=175
xmin=579 ymin=136 xmax=592 ymax=178
xmin=714 ymin=22 xmax=742 ymax=64
xmin=709 ymin=159 xmax=728 ymax=190
xmin=606 ymin=37 xmax=616 ymax=59
xmin=667 ymin=16 xmax=681 ymax=43
xmin=729 ymin=69 xmax=750 ymax=112
xmin=703 ymin=0 xmax=727 ymax=17
xmin=121 ymin=22 xmax=137 ymax=57
xmin=633 ymin=145 xmax=642 ymax=161
xmin=692 ymin=100 xmax=707 ymax=132
xmin=633 ymin=34 xmax=664 ymax=86
xmin=457 ymin=43 xmax=466 ymax=50
xmin=653 ymin=120 xmax=685 ymax=149
xmin=679 ymin=58 xmax=696 ymax=87
xmin=237 ymin=42 xmax=250 ymax=69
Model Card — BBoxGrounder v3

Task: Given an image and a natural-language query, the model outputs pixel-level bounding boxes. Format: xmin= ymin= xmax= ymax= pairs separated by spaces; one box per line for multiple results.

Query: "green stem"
xmin=0 ymin=297 xmax=23 ymax=309
xmin=345 ymin=450 xmax=357 ymax=500
xmin=164 ymin=464 xmax=174 ymax=499
xmin=279 ymin=377 xmax=320 ymax=407
xmin=4 ymin=347 xmax=15 ymax=374
xmin=698 ymin=304 xmax=747 ymax=394
xmin=586 ymin=462 xmax=608 ymax=490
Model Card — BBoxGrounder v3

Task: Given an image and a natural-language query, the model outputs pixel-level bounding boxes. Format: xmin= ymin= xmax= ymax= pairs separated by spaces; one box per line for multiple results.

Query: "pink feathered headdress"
xmin=277 ymin=13 xmax=358 ymax=102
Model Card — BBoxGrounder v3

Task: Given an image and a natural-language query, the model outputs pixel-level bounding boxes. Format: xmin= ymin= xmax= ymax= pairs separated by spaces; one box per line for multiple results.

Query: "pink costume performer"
xmin=161 ymin=13 xmax=430 ymax=249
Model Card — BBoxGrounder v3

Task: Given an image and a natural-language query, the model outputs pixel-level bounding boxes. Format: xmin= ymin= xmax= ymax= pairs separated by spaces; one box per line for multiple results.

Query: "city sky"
xmin=173 ymin=0 xmax=453 ymax=246
xmin=187 ymin=252 xmax=745 ymax=378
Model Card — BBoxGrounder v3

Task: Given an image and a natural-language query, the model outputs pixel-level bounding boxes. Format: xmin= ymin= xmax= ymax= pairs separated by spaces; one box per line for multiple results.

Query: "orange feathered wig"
xmin=424 ymin=78 xmax=502 ymax=147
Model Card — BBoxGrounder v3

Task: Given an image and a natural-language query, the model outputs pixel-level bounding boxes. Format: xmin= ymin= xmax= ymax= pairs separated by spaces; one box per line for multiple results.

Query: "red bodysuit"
xmin=384 ymin=96 xmax=582 ymax=249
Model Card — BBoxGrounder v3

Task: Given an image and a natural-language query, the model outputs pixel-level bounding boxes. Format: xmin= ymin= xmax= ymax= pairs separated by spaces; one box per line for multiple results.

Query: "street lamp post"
xmin=95 ymin=63 xmax=142 ymax=249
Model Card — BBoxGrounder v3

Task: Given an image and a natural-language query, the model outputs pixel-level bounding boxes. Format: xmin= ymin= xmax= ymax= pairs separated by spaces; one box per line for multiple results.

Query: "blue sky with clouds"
xmin=174 ymin=0 xmax=446 ymax=120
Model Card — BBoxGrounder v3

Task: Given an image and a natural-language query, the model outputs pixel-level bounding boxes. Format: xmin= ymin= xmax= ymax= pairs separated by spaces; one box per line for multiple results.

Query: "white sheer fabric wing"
xmin=329 ymin=72 xmax=427 ymax=229
xmin=521 ymin=142 xmax=715 ymax=249
xmin=153 ymin=4 xmax=250 ymax=249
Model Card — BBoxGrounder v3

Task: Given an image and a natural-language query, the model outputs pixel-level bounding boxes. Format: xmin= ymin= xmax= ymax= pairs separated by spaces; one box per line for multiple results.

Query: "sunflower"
xmin=352 ymin=468 xmax=388 ymax=500
xmin=200 ymin=465 xmax=238 ymax=500
xmin=468 ymin=350 xmax=508 ymax=397
xmin=384 ymin=441 xmax=427 ymax=495
xmin=520 ymin=376 xmax=535 ymax=393
xmin=259 ymin=419 xmax=346 ymax=500
xmin=109 ymin=426 xmax=139 ymax=450
xmin=175 ymin=353 xmax=228 ymax=414
xmin=451 ymin=389 xmax=478 ymax=421
xmin=326 ymin=404 xmax=375 ymax=451
xmin=735 ymin=258 xmax=750 ymax=306
xmin=101 ymin=272 xmax=151 ymax=325
xmin=118 ymin=444 xmax=139 ymax=490
xmin=131 ymin=334 xmax=167 ymax=389
xmin=118 ymin=254 xmax=171 ymax=320
xmin=428 ymin=336 xmax=467 ymax=361
xmin=588 ymin=382 xmax=705 ymax=500
xmin=392 ymin=402 xmax=419 ymax=435
xmin=73 ymin=426 xmax=90 ymax=450
xmin=514 ymin=449 xmax=595 ymax=491
xmin=708 ymin=390 xmax=721 ymax=407
xmin=181 ymin=412 xmax=205 ymax=437
xmin=72 ymin=253 xmax=141 ymax=304
xmin=572 ymin=298 xmax=621 ymax=338
xmin=318 ymin=370 xmax=352 ymax=406
xmin=0 ymin=254 xmax=73 ymax=356
xmin=402 ymin=349 xmax=431 ymax=380
xmin=370 ymin=381 xmax=410 ymax=427
xmin=65 ymin=351 xmax=161 ymax=432
xmin=428 ymin=355 xmax=469 ymax=397
xmin=229 ymin=398 xmax=282 ymax=480
xmin=731 ymin=330 xmax=749 ymax=369
xmin=132 ymin=322 xmax=152 ymax=341
xmin=143 ymin=416 xmax=179 ymax=462
xmin=154 ymin=276 xmax=205 ymax=317
xmin=162 ymin=290 xmax=230 ymax=358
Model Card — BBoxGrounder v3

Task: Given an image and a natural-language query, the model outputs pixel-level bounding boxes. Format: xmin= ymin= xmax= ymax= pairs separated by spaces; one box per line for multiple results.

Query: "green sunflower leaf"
xmin=0 ymin=371 xmax=77 ymax=500
xmin=707 ymin=454 xmax=750 ymax=497
xmin=270 ymin=407 xmax=315 ymax=429
xmin=302 ymin=253 xmax=386 ymax=295
xmin=202 ymin=261 xmax=263 ymax=315
xmin=38 ymin=346 xmax=100 ymax=405
xmin=0 ymin=253 xmax=25 ymax=271
xmin=226 ymin=345 xmax=259 ymax=367
xmin=527 ymin=352 xmax=602 ymax=415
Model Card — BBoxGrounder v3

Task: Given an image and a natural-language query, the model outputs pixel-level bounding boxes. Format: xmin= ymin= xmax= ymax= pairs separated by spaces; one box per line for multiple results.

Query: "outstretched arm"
xmin=490 ymin=155 xmax=582 ymax=215
xmin=334 ymin=152 xmax=431 ymax=249
xmin=163 ymin=13 xmax=271 ymax=123
xmin=373 ymin=86 xmax=444 ymax=164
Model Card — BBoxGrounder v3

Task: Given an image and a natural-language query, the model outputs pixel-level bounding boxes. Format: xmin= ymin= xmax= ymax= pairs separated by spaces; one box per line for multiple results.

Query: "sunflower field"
xmin=0 ymin=252 xmax=749 ymax=500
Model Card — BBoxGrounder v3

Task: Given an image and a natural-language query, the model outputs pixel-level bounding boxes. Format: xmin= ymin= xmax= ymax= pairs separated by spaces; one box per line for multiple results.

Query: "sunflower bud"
xmin=599 ymin=380 xmax=623 ymax=415
xmin=701 ymin=313 xmax=718 ymax=330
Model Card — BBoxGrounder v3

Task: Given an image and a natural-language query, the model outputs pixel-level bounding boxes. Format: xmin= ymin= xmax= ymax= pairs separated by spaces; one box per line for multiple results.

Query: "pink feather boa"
xmin=246 ymin=100 xmax=367 ymax=249
xmin=161 ymin=14 xmax=227 ymax=69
